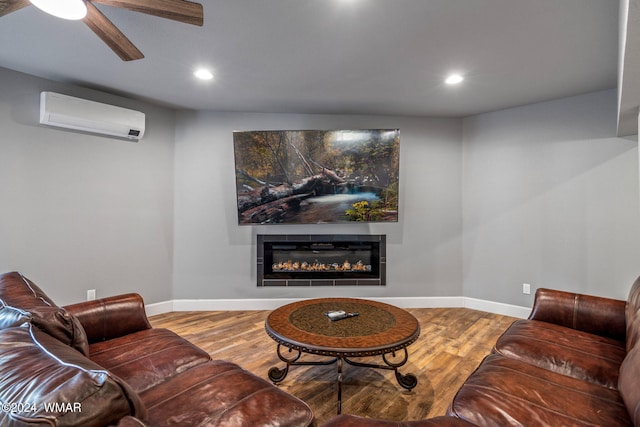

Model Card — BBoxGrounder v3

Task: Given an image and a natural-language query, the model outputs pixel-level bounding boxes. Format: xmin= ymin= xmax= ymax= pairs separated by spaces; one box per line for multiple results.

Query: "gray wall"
xmin=462 ymin=90 xmax=640 ymax=304
xmin=2 ymin=66 xmax=638 ymax=308
xmin=0 ymin=67 xmax=175 ymax=305
xmin=173 ymin=111 xmax=463 ymax=300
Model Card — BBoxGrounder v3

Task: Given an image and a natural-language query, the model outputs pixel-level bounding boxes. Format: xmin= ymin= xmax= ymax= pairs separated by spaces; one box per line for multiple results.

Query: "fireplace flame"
xmin=272 ymin=259 xmax=372 ymax=273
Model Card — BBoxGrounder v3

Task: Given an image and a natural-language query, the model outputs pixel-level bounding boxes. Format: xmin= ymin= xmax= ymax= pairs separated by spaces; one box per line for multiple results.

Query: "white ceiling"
xmin=0 ymin=0 xmax=622 ymax=118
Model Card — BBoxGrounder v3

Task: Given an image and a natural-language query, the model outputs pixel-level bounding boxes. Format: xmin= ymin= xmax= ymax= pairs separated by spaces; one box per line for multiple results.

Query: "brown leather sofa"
xmin=324 ymin=277 xmax=640 ymax=426
xmin=321 ymin=415 xmax=475 ymax=427
xmin=0 ymin=271 xmax=314 ymax=427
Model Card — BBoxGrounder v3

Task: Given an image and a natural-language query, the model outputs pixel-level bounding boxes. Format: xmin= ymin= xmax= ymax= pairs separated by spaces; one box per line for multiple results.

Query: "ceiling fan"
xmin=0 ymin=0 xmax=203 ymax=61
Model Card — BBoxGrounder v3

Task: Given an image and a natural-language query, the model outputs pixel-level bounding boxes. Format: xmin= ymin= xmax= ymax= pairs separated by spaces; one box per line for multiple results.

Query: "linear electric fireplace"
xmin=257 ymin=234 xmax=386 ymax=286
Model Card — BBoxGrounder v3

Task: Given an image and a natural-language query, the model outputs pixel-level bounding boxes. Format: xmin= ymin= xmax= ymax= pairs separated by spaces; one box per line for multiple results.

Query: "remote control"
xmin=325 ymin=310 xmax=359 ymax=321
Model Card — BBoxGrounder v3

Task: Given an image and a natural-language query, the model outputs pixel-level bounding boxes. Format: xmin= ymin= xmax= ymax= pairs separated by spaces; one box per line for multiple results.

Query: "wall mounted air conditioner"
xmin=39 ymin=92 xmax=145 ymax=141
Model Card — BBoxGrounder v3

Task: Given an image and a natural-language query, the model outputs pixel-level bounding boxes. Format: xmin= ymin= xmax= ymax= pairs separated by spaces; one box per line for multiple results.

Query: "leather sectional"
xmin=324 ymin=277 xmax=640 ymax=426
xmin=0 ymin=271 xmax=314 ymax=426
xmin=447 ymin=285 xmax=634 ymax=426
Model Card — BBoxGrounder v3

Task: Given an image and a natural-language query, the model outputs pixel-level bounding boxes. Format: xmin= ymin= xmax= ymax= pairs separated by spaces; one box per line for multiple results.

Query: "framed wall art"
xmin=233 ymin=129 xmax=400 ymax=225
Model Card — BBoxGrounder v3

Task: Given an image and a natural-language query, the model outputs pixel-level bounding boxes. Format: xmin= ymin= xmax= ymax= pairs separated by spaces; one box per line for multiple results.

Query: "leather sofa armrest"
xmin=64 ymin=293 xmax=152 ymax=344
xmin=529 ymin=288 xmax=626 ymax=341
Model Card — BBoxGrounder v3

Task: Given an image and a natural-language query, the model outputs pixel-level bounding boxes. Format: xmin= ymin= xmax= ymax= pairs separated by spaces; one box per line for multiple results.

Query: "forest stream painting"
xmin=233 ymin=129 xmax=400 ymax=225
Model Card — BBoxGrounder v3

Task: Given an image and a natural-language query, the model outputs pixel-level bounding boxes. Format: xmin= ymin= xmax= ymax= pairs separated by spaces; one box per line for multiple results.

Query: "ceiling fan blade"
xmin=83 ymin=1 xmax=144 ymax=61
xmin=91 ymin=0 xmax=203 ymax=26
xmin=0 ymin=0 xmax=31 ymax=17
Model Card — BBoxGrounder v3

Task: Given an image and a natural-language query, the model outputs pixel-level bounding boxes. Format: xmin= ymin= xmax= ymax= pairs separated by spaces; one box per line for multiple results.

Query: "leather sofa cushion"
xmin=0 ymin=324 xmax=146 ymax=426
xmin=0 ymin=272 xmax=89 ymax=356
xmin=140 ymin=360 xmax=314 ymax=427
xmin=494 ymin=318 xmax=625 ymax=388
xmin=448 ymin=353 xmax=632 ymax=426
xmin=88 ymin=328 xmax=212 ymax=393
xmin=0 ymin=272 xmax=58 ymax=307
xmin=0 ymin=301 xmax=30 ymax=329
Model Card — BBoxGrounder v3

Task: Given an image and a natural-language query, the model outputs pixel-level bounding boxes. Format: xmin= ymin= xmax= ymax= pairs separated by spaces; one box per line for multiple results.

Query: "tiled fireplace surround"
xmin=257 ymin=234 xmax=386 ymax=287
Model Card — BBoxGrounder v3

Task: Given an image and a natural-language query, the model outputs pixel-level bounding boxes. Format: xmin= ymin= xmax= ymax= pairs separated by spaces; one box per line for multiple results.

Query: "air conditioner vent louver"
xmin=39 ymin=92 xmax=145 ymax=141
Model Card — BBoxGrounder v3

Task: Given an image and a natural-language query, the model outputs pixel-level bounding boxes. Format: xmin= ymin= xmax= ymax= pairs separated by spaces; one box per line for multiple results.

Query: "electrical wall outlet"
xmin=86 ymin=289 xmax=96 ymax=301
xmin=522 ymin=283 xmax=531 ymax=295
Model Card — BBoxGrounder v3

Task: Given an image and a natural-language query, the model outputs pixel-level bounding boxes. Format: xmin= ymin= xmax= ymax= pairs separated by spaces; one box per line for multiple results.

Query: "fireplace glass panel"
xmin=267 ymin=242 xmax=379 ymax=279
xmin=257 ymin=235 xmax=385 ymax=286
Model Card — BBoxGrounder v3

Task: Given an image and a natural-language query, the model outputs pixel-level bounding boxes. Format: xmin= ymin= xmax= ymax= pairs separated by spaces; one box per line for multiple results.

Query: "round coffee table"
xmin=265 ymin=297 xmax=420 ymax=413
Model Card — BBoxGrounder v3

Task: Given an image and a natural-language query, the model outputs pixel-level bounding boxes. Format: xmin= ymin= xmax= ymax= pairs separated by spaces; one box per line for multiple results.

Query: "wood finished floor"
xmin=149 ymin=308 xmax=516 ymax=425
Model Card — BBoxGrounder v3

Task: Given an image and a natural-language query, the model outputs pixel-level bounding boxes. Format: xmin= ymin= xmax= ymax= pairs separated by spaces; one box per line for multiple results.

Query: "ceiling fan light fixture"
xmin=30 ymin=0 xmax=87 ymax=20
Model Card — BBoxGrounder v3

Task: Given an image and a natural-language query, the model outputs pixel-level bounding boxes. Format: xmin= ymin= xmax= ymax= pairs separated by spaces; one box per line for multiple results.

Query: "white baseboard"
xmin=145 ymin=296 xmax=530 ymax=318
xmin=464 ymin=297 xmax=531 ymax=318
xmin=144 ymin=300 xmax=173 ymax=317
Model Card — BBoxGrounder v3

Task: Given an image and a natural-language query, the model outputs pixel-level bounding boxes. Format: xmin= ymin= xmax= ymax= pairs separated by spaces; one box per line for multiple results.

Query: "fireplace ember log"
xmin=272 ymin=259 xmax=372 ymax=273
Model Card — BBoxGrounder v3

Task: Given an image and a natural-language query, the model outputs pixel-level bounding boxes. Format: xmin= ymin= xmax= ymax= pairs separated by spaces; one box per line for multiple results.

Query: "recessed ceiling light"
xmin=445 ymin=74 xmax=464 ymax=85
xmin=194 ymin=69 xmax=214 ymax=81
